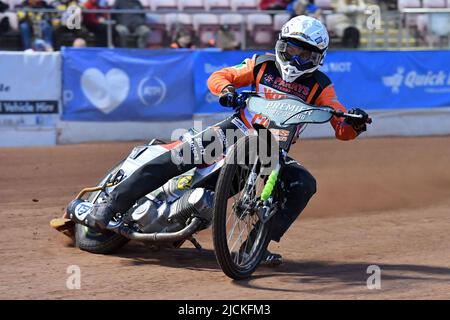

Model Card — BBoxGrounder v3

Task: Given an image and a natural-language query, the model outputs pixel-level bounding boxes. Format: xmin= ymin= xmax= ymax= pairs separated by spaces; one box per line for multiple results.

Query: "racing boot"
xmin=261 ymin=250 xmax=283 ymax=267
xmin=85 ymin=201 xmax=115 ymax=230
xmin=238 ymin=225 xmax=283 ymax=267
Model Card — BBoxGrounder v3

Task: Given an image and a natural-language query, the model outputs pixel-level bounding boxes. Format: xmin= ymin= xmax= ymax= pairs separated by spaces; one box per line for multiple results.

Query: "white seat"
xmin=145 ymin=14 xmax=166 ymax=46
xmin=247 ymin=14 xmax=273 ymax=45
xmin=192 ymin=13 xmax=220 ymax=46
xmin=397 ymin=0 xmax=422 ymax=10
xmin=398 ymin=0 xmax=424 ymax=27
xmin=416 ymin=13 xmax=428 ymax=32
xmin=422 ymin=0 xmax=447 ymax=7
xmin=205 ymin=0 xmax=231 ymax=10
xmin=192 ymin=13 xmax=220 ymax=31
xmin=150 ymin=0 xmax=178 ymax=11
xmin=165 ymin=13 xmax=193 ymax=32
xmin=105 ymin=0 xmax=115 ymax=7
xmin=429 ymin=13 xmax=450 ymax=35
xmin=314 ymin=0 xmax=333 ymax=9
xmin=220 ymin=13 xmax=244 ymax=25
xmin=230 ymin=0 xmax=259 ymax=11
xmin=273 ymin=13 xmax=291 ymax=31
xmin=246 ymin=13 xmax=272 ymax=31
xmin=138 ymin=0 xmax=151 ymax=8
xmin=404 ymin=13 xmax=420 ymax=27
xmin=220 ymin=14 xmax=244 ymax=47
xmin=419 ymin=12 xmax=450 ymax=46
xmin=178 ymin=0 xmax=205 ymax=11
xmin=397 ymin=0 xmax=423 ymax=28
xmin=7 ymin=0 xmax=26 ymax=9
xmin=146 ymin=13 xmax=165 ymax=24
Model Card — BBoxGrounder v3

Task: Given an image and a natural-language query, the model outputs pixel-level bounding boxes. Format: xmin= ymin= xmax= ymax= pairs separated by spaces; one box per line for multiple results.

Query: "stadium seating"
xmin=178 ymin=0 xmax=205 ymax=11
xmin=220 ymin=13 xmax=244 ymax=25
xmin=398 ymin=0 xmax=422 ymax=28
xmin=164 ymin=13 xmax=194 ymax=42
xmin=205 ymin=0 xmax=232 ymax=11
xmin=247 ymin=13 xmax=273 ymax=46
xmin=219 ymin=13 xmax=244 ymax=47
xmin=273 ymin=13 xmax=291 ymax=31
xmin=422 ymin=0 xmax=447 ymax=7
xmin=150 ymin=0 xmax=178 ymax=11
xmin=138 ymin=0 xmax=150 ymax=8
xmin=6 ymin=0 xmax=23 ymax=8
xmin=192 ymin=13 xmax=220 ymax=46
xmin=145 ymin=13 xmax=167 ymax=46
xmin=314 ymin=0 xmax=333 ymax=9
xmin=2 ymin=0 xmax=449 ymax=51
xmin=397 ymin=0 xmax=422 ymax=9
xmin=230 ymin=0 xmax=259 ymax=11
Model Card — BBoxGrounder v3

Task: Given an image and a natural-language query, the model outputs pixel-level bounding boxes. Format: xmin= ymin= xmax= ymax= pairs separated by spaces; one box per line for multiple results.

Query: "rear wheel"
xmin=75 ymin=161 xmax=129 ymax=254
xmin=213 ymin=135 xmax=274 ymax=280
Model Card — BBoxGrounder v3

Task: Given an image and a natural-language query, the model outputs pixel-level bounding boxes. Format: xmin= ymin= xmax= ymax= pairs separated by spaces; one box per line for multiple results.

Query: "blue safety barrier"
xmin=61 ymin=48 xmax=450 ymax=121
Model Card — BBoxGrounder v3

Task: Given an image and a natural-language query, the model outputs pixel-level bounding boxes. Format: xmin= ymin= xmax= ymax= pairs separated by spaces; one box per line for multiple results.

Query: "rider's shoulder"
xmin=252 ymin=53 xmax=276 ymax=67
xmin=312 ymin=70 xmax=333 ymax=89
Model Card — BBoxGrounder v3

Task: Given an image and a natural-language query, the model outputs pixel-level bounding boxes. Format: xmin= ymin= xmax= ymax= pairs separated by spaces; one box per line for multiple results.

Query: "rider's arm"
xmin=315 ymin=85 xmax=358 ymax=141
xmin=207 ymin=58 xmax=256 ymax=95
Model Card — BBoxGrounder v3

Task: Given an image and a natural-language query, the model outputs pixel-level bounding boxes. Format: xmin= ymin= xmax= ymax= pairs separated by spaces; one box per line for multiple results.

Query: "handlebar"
xmin=331 ymin=110 xmax=373 ymax=124
xmin=236 ymin=91 xmax=373 ymax=125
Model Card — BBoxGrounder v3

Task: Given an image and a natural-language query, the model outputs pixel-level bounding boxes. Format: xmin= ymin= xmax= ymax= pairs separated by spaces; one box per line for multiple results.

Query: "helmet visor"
xmin=276 ymin=39 xmax=322 ymax=71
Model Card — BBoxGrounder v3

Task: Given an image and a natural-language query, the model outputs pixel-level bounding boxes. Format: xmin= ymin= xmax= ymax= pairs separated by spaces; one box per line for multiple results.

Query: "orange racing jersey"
xmin=207 ymin=54 xmax=358 ymax=141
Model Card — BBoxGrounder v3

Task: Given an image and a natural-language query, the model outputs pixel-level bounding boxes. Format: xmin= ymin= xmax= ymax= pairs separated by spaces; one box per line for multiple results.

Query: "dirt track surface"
xmin=1 ymin=136 xmax=450 ymax=299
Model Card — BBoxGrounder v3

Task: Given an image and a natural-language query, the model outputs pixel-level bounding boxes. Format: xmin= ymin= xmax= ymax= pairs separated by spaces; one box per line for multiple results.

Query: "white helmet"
xmin=275 ymin=15 xmax=329 ymax=82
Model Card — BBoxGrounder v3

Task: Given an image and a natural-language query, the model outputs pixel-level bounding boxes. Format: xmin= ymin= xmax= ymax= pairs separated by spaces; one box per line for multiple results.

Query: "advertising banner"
xmin=62 ymin=48 xmax=196 ymax=121
xmin=61 ymin=49 xmax=450 ymax=120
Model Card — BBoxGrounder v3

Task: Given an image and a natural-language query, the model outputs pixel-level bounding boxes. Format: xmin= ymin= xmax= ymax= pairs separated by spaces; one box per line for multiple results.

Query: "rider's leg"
xmin=87 ymin=117 xmax=244 ymax=229
xmin=270 ymin=158 xmax=317 ymax=242
xmin=86 ymin=144 xmax=196 ymax=229
xmin=237 ymin=158 xmax=316 ymax=267
xmin=110 ymin=150 xmax=193 ymax=213
xmin=260 ymin=158 xmax=316 ymax=266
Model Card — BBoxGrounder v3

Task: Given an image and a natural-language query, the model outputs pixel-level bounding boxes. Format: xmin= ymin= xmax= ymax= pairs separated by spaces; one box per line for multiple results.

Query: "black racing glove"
xmin=345 ymin=108 xmax=369 ymax=134
xmin=219 ymin=85 xmax=238 ymax=108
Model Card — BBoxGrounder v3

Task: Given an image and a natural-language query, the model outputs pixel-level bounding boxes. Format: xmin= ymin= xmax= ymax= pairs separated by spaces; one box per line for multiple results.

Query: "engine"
xmin=130 ymin=188 xmax=214 ymax=234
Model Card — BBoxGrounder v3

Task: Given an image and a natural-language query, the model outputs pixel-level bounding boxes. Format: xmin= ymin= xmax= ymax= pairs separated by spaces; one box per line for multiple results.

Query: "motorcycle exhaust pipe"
xmin=67 ymin=199 xmax=202 ymax=243
xmin=115 ymin=217 xmax=203 ymax=242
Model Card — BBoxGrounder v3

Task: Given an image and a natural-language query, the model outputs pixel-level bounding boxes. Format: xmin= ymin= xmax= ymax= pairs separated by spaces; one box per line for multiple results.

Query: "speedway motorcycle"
xmin=51 ymin=92 xmax=371 ymax=280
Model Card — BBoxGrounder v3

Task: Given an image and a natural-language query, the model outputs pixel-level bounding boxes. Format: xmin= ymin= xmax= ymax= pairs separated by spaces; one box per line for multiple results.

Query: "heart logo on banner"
xmin=81 ymin=68 xmax=130 ymax=114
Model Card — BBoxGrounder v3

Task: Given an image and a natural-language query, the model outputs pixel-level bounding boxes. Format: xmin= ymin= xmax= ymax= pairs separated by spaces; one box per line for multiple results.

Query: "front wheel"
xmin=213 ymin=135 xmax=274 ymax=280
xmin=75 ymin=160 xmax=129 ymax=254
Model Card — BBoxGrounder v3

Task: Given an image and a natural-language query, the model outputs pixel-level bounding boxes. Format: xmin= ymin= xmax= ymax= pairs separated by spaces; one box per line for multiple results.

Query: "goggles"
xmin=276 ymin=39 xmax=322 ymax=70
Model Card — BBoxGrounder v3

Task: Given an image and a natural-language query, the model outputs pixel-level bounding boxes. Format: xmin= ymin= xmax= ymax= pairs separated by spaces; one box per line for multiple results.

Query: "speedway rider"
xmin=86 ymin=16 xmax=370 ymax=266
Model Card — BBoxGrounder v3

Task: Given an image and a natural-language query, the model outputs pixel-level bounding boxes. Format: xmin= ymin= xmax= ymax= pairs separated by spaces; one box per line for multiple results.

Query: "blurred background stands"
xmin=0 ymin=0 xmax=449 ymax=51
